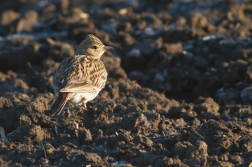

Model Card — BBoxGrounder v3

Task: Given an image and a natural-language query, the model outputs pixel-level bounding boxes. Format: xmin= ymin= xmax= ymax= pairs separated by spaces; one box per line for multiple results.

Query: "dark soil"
xmin=0 ymin=0 xmax=252 ymax=166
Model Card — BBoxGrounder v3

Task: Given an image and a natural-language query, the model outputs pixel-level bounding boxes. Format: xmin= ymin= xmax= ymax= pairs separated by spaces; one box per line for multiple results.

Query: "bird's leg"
xmin=83 ymin=103 xmax=87 ymax=110
xmin=82 ymin=99 xmax=87 ymax=110
xmin=62 ymin=100 xmax=69 ymax=117
xmin=64 ymin=107 xmax=71 ymax=118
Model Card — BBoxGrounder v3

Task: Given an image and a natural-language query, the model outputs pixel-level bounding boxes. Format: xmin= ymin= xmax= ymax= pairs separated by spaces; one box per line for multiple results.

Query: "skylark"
xmin=50 ymin=34 xmax=112 ymax=115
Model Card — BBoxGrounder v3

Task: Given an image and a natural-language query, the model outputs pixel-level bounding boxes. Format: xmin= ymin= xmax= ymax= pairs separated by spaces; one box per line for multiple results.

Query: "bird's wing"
xmin=60 ymin=82 xmax=94 ymax=93
xmin=58 ymin=56 xmax=107 ymax=93
xmin=52 ymin=56 xmax=74 ymax=93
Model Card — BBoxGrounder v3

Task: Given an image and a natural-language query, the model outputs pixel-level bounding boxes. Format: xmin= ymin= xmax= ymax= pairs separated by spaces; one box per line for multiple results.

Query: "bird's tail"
xmin=50 ymin=93 xmax=68 ymax=115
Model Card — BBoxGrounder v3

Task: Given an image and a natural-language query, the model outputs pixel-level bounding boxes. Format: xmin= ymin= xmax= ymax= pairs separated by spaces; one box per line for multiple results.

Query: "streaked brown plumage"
xmin=51 ymin=34 xmax=112 ymax=115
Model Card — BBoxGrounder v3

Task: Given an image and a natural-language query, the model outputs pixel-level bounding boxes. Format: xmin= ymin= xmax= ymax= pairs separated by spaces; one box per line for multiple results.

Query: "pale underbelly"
xmin=71 ymin=91 xmax=100 ymax=103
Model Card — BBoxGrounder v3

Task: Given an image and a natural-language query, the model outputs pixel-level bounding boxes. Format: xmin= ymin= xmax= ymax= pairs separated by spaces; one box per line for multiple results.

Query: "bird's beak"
xmin=104 ymin=46 xmax=113 ymax=51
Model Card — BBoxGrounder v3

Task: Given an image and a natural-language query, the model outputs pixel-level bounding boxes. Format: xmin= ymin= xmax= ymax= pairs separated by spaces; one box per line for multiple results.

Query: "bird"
xmin=50 ymin=34 xmax=112 ymax=115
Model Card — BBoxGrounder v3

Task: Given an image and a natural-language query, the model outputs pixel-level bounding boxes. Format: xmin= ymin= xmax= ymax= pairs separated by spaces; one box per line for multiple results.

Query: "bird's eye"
xmin=92 ymin=45 xmax=97 ymax=49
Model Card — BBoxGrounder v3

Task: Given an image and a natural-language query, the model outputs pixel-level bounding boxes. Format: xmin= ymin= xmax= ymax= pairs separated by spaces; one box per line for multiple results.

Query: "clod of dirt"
xmin=44 ymin=141 xmax=55 ymax=154
xmin=243 ymin=152 xmax=252 ymax=166
xmin=155 ymin=157 xmax=181 ymax=167
xmin=133 ymin=134 xmax=153 ymax=148
xmin=141 ymin=12 xmax=162 ymax=28
xmin=181 ymin=141 xmax=208 ymax=166
xmin=57 ymin=0 xmax=69 ymax=13
xmin=121 ymin=112 xmax=150 ymax=134
xmin=11 ymin=93 xmax=30 ymax=105
xmin=180 ymin=106 xmax=198 ymax=120
xmin=87 ymin=99 xmax=117 ymax=114
xmin=102 ymin=55 xmax=128 ymax=79
xmin=176 ymin=16 xmax=186 ymax=26
xmin=194 ymin=56 xmax=209 ymax=70
xmin=0 ymin=42 xmax=42 ymax=70
xmin=0 ymin=97 xmax=13 ymax=110
xmin=11 ymin=78 xmax=29 ymax=91
xmin=7 ymin=124 xmax=44 ymax=142
xmin=29 ymin=113 xmax=54 ymax=128
xmin=20 ymin=157 xmax=36 ymax=166
xmin=191 ymin=13 xmax=208 ymax=28
xmin=17 ymin=10 xmax=38 ymax=32
xmin=164 ymin=43 xmax=183 ymax=54
xmin=83 ymin=152 xmax=102 ymax=164
xmin=216 ymin=88 xmax=241 ymax=105
xmin=133 ymin=37 xmax=163 ymax=57
xmin=130 ymin=152 xmax=163 ymax=166
xmin=20 ymin=115 xmax=31 ymax=126
xmin=122 ymin=105 xmax=142 ymax=115
xmin=82 ymin=99 xmax=117 ymax=126
xmin=190 ymin=13 xmax=208 ymax=37
xmin=25 ymin=96 xmax=48 ymax=113
xmin=42 ymin=58 xmax=60 ymax=75
xmin=0 ymin=158 xmax=9 ymax=167
xmin=0 ymin=10 xmax=20 ymax=25
xmin=47 ymin=38 xmax=75 ymax=62
xmin=217 ymin=161 xmax=234 ymax=167
xmin=229 ymin=155 xmax=243 ymax=165
xmin=241 ymin=138 xmax=252 ymax=152
xmin=116 ymin=32 xmax=135 ymax=46
xmin=35 ymin=142 xmax=55 ymax=162
xmin=66 ymin=151 xmax=103 ymax=165
xmin=78 ymin=127 xmax=92 ymax=145
xmin=196 ymin=97 xmax=220 ymax=118
xmin=196 ymin=97 xmax=219 ymax=113
xmin=240 ymin=87 xmax=252 ymax=104
xmin=185 ymin=140 xmax=208 ymax=159
xmin=174 ymin=141 xmax=192 ymax=159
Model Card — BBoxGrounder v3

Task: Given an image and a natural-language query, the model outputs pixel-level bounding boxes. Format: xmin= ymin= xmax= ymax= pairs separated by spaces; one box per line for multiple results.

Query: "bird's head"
xmin=75 ymin=34 xmax=113 ymax=59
